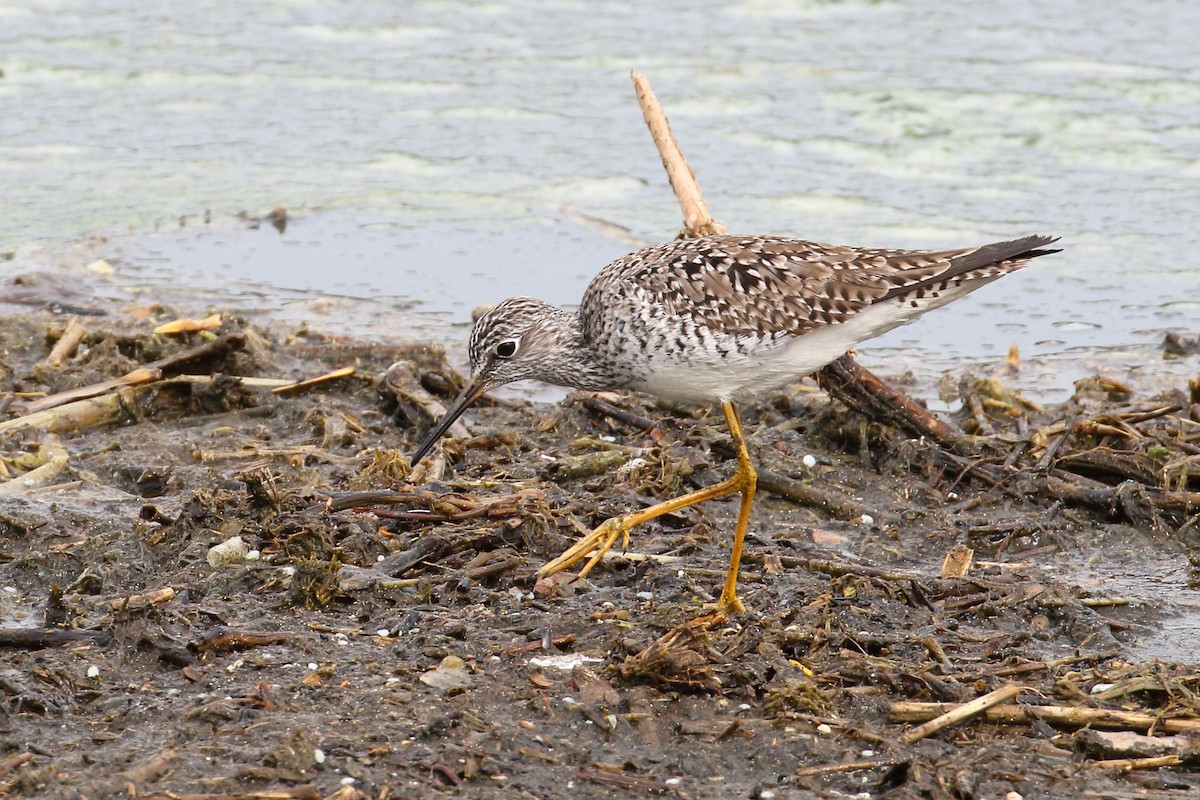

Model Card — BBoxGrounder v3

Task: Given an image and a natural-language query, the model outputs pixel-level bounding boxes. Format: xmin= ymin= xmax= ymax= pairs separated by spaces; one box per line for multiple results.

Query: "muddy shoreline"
xmin=0 ymin=304 xmax=1196 ymax=798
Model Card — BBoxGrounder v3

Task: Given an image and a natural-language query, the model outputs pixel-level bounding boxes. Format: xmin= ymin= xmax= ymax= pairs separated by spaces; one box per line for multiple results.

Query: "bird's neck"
xmin=540 ymin=310 xmax=622 ymax=392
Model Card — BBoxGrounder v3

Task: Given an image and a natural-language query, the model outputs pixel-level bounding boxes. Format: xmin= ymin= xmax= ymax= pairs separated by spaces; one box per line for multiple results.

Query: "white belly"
xmin=629 ymin=277 xmax=998 ymax=403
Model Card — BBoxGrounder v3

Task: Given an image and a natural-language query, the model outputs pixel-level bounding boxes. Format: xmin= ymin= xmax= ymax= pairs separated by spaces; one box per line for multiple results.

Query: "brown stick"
xmin=632 ymin=71 xmax=726 ymax=238
xmin=755 ymin=467 xmax=870 ymax=520
xmin=901 ymin=683 xmax=1026 ymax=743
xmin=794 ymin=759 xmax=905 ymax=778
xmin=272 ymin=366 xmax=356 ymax=395
xmin=1090 ymin=754 xmax=1183 ymax=771
xmin=815 ymin=353 xmax=967 ymax=449
xmin=0 ymin=438 xmax=69 ymax=493
xmin=891 ymin=701 xmax=1200 ymax=734
xmin=0 ymin=752 xmax=35 ymax=776
xmin=45 ymin=317 xmax=87 ymax=367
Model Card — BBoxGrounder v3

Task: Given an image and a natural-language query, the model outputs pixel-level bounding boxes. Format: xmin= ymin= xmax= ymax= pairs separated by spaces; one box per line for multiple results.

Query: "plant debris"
xmin=0 ymin=303 xmax=1197 ymax=798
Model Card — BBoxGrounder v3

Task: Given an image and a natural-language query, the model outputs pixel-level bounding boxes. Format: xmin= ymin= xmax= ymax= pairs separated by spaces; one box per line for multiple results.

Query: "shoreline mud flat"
xmin=0 ymin=302 xmax=1197 ymax=798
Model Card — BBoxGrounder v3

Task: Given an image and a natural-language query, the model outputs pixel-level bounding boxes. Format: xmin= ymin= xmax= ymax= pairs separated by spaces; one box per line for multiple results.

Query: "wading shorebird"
xmin=410 ymin=233 xmax=1059 ymax=611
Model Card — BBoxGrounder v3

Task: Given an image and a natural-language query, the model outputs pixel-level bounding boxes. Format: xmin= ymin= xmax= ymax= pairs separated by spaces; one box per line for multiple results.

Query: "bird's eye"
xmin=494 ymin=338 xmax=519 ymax=359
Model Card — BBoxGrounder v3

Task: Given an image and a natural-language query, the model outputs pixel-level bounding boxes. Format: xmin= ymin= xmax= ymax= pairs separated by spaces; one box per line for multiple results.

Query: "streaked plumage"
xmin=412 ymin=231 xmax=1061 ymax=611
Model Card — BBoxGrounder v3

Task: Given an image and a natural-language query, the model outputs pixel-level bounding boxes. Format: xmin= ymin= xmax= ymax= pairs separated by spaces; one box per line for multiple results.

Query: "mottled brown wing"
xmin=594 ymin=234 xmax=1057 ymax=338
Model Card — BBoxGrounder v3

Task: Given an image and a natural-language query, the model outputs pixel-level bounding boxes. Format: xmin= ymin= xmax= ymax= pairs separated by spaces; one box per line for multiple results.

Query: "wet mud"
xmin=0 ymin=305 xmax=1198 ymax=799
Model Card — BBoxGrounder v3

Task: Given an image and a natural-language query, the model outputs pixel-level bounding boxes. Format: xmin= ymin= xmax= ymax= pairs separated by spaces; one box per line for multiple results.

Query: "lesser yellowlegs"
xmin=411 ymin=233 xmax=1060 ymax=611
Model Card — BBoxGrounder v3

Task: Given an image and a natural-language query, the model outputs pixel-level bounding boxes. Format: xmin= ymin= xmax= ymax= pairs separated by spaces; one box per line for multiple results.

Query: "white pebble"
xmin=313 ymin=748 xmax=326 ymax=764
xmin=376 ymin=555 xmax=385 ymax=562
xmin=947 ymin=491 xmax=960 ymax=501
xmin=1005 ymin=793 xmax=1024 ymax=800
xmin=759 ymin=791 xmax=776 ymax=800
xmin=244 ymin=549 xmax=261 ymax=560
xmin=86 ymin=665 xmax=100 ymax=678
xmin=802 ymin=454 xmax=817 ymax=469
xmin=664 ymin=777 xmax=682 ymax=786
xmin=816 ymin=723 xmax=832 ymax=734
xmin=562 ymin=696 xmax=577 ymax=705
xmin=861 ymin=749 xmax=874 ymax=757
xmin=635 ymin=591 xmax=654 ymax=601
xmin=340 ymin=777 xmax=355 ymax=785
xmin=376 ymin=629 xmax=391 ymax=637
xmin=617 ymin=457 xmax=647 ymax=478
xmin=857 ymin=514 xmax=874 ymax=526
xmin=738 ymin=703 xmax=752 ymax=711
xmin=333 ymin=632 xmax=350 ymax=646
xmin=308 ymin=662 xmax=319 ymax=671
xmin=1090 ymin=683 xmax=1115 ymax=694
xmin=206 ymin=535 xmax=248 ymax=567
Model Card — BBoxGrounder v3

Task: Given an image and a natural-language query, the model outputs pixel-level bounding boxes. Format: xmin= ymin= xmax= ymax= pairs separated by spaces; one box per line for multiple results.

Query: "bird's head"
xmin=410 ymin=297 xmax=574 ymax=465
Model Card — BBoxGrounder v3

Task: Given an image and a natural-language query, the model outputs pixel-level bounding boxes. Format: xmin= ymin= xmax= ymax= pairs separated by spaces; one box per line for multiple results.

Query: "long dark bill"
xmin=409 ymin=377 xmax=487 ymax=466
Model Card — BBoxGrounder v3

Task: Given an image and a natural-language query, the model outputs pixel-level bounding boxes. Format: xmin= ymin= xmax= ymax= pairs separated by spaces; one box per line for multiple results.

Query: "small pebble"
xmin=857 ymin=514 xmax=874 ymax=526
xmin=308 ymin=662 xmax=319 ymax=671
xmin=86 ymin=665 xmax=100 ymax=678
xmin=333 ymin=632 xmax=350 ymax=646
xmin=313 ymin=748 xmax=326 ymax=764
xmin=340 ymin=777 xmax=355 ymax=785
xmin=206 ymin=535 xmax=248 ymax=567
xmin=1090 ymin=683 xmax=1115 ymax=694
xmin=664 ymin=777 xmax=681 ymax=786
xmin=802 ymin=454 xmax=817 ymax=469
xmin=376 ymin=555 xmax=385 ymax=562
xmin=635 ymin=591 xmax=654 ymax=601
xmin=244 ymin=549 xmax=261 ymax=560
xmin=738 ymin=703 xmax=752 ymax=711
xmin=861 ymin=749 xmax=874 ymax=757
xmin=758 ymin=791 xmax=776 ymax=800
xmin=816 ymin=723 xmax=832 ymax=735
xmin=1005 ymin=793 xmax=1023 ymax=800
xmin=376 ymin=629 xmax=391 ymax=637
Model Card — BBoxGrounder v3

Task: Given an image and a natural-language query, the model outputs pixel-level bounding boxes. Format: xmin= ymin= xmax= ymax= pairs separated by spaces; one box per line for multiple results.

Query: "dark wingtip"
xmin=1019 ymin=234 xmax=1062 ymax=260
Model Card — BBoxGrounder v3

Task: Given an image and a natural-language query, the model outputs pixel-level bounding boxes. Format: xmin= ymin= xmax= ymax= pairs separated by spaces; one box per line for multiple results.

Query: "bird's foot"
xmin=537 ymin=516 xmax=631 ymax=580
xmin=715 ymin=590 xmax=746 ymax=614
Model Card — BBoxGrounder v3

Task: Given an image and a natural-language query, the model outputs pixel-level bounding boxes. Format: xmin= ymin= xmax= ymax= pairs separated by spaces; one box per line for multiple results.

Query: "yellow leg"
xmin=537 ymin=401 xmax=757 ymax=613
